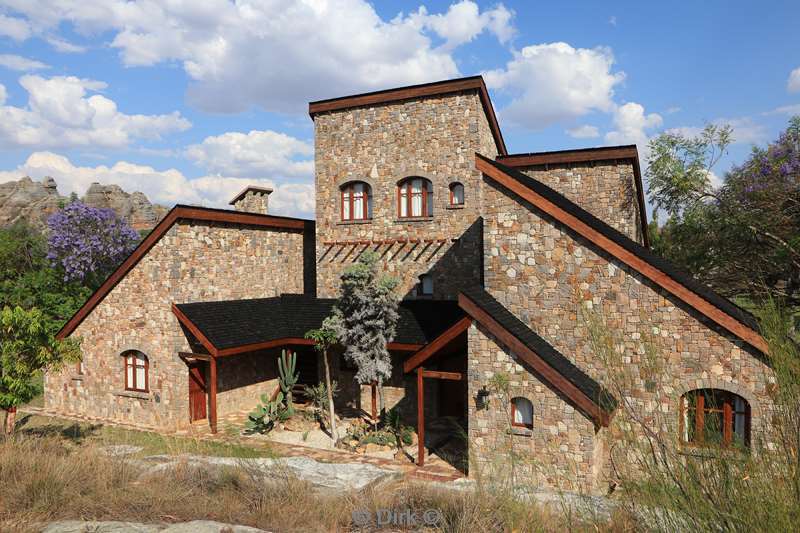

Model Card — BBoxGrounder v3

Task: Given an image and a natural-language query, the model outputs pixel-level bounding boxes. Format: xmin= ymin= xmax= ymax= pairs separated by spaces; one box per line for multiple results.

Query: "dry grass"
xmin=0 ymin=432 xmax=626 ymax=532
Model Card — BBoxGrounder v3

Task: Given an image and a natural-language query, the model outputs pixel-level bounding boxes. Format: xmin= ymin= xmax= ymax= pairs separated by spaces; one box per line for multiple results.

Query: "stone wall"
xmin=513 ymin=160 xmax=644 ymax=244
xmin=467 ymin=323 xmax=598 ymax=491
xmin=45 ymin=219 xmax=309 ymax=430
xmin=472 ymin=177 xmax=775 ymax=492
xmin=313 ymin=90 xmax=498 ymax=299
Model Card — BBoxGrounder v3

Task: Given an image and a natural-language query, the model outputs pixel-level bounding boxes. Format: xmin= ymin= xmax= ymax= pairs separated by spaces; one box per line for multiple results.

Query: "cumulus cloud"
xmin=766 ymin=103 xmax=800 ymax=116
xmin=0 ymin=151 xmax=315 ymax=218
xmin=45 ymin=35 xmax=87 ymax=53
xmin=186 ymin=130 xmax=313 ymax=179
xmin=566 ymin=124 xmax=599 ymax=139
xmin=604 ymin=102 xmax=663 ymax=158
xmin=0 ymin=13 xmax=30 ymax=40
xmin=1 ymin=0 xmax=513 ymax=114
xmin=0 ymin=74 xmax=190 ymax=148
xmin=788 ymin=67 xmax=800 ymax=93
xmin=0 ymin=54 xmax=48 ymax=71
xmin=410 ymin=1 xmax=514 ymax=49
xmin=485 ymin=42 xmax=625 ymax=129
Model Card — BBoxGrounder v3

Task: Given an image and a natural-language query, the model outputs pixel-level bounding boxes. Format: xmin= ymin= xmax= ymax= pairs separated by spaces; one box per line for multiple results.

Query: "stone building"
xmin=49 ymin=76 xmax=774 ymax=493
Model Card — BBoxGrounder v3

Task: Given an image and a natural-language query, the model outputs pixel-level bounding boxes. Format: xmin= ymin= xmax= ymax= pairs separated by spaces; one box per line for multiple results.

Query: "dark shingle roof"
xmin=481 ymin=156 xmax=760 ymax=333
xmin=175 ymin=294 xmax=464 ymax=351
xmin=460 ymin=287 xmax=617 ymax=414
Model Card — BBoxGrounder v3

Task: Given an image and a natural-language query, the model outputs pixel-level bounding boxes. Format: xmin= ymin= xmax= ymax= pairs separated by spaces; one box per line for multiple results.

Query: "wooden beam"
xmin=498 ymin=145 xmax=638 ymax=167
xmin=459 ymin=293 xmax=610 ymax=427
xmin=209 ymin=356 xmax=218 ymax=434
xmin=217 ymin=337 xmax=314 ymax=357
xmin=476 ymin=155 xmax=769 ymax=355
xmin=404 ymin=316 xmax=472 ymax=373
xmin=178 ymin=352 xmax=213 ymax=362
xmin=171 ymin=304 xmax=219 ymax=357
xmin=417 ymin=366 xmax=425 ymax=467
xmin=388 ymin=342 xmax=425 ymax=352
xmin=421 ymin=370 xmax=463 ymax=381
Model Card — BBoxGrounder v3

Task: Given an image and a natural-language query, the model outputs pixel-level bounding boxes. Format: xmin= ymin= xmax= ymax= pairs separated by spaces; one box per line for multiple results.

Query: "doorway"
xmin=188 ymin=362 xmax=207 ymax=422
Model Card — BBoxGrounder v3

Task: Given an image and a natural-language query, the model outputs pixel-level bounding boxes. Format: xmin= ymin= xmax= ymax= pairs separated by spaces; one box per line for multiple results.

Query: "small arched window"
xmin=449 ymin=182 xmax=465 ymax=206
xmin=122 ymin=350 xmax=149 ymax=392
xmin=341 ymin=181 xmax=372 ymax=221
xmin=511 ymin=397 xmax=533 ymax=429
xmin=398 ymin=177 xmax=433 ymax=218
xmin=681 ymin=389 xmax=750 ymax=447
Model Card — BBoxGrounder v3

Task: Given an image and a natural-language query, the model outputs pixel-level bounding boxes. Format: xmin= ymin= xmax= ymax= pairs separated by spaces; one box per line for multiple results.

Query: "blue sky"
xmin=0 ymin=0 xmax=798 ymax=219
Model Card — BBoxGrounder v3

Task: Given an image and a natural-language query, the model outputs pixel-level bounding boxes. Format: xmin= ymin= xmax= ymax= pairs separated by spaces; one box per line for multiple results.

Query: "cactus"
xmin=278 ymin=349 xmax=298 ymax=415
xmin=246 ymin=391 xmax=286 ymax=433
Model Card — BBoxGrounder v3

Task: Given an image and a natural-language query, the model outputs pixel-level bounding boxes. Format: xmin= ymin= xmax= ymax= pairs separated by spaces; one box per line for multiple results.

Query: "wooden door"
xmin=189 ymin=363 xmax=207 ymax=422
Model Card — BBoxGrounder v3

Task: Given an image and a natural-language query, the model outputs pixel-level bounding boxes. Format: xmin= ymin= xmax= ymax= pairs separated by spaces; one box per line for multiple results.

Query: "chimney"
xmin=228 ymin=185 xmax=273 ymax=214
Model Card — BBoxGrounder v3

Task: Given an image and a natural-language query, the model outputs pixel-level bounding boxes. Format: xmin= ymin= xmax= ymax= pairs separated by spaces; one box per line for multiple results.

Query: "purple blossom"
xmin=46 ymin=201 xmax=140 ymax=286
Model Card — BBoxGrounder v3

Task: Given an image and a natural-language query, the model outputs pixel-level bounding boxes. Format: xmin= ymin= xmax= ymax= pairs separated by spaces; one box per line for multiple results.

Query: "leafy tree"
xmin=0 ymin=222 xmax=91 ymax=335
xmin=46 ymin=201 xmax=140 ymax=290
xmin=647 ymin=117 xmax=800 ymax=307
xmin=305 ymin=316 xmax=340 ymax=441
xmin=0 ymin=306 xmax=81 ymax=434
xmin=331 ymin=250 xmax=399 ymax=425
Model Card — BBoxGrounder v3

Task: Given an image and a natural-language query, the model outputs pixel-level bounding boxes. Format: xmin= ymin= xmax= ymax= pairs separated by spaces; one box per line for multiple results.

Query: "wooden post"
xmin=417 ymin=366 xmax=425 ymax=467
xmin=209 ymin=357 xmax=218 ymax=434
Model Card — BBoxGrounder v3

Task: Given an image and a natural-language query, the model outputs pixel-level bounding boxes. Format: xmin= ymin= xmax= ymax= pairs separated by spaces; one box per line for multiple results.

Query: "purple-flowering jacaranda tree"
xmin=46 ymin=201 xmax=140 ymax=289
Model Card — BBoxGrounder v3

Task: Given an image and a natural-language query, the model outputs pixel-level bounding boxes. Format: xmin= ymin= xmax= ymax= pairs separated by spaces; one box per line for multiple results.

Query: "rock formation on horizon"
xmin=0 ymin=176 xmax=169 ymax=231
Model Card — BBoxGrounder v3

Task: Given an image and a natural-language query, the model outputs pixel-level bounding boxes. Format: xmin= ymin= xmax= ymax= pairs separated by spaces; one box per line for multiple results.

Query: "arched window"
xmin=122 ymin=350 xmax=149 ymax=392
xmin=417 ymin=273 xmax=433 ymax=296
xmin=681 ymin=389 xmax=750 ymax=447
xmin=397 ymin=177 xmax=433 ymax=218
xmin=511 ymin=397 xmax=533 ymax=429
xmin=340 ymin=181 xmax=372 ymax=221
xmin=449 ymin=182 xmax=465 ymax=206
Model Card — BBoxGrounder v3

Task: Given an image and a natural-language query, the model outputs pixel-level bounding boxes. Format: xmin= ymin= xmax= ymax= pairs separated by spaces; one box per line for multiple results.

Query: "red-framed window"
xmin=511 ymin=397 xmax=533 ymax=429
xmin=397 ymin=177 xmax=433 ymax=218
xmin=123 ymin=351 xmax=149 ymax=392
xmin=449 ymin=182 xmax=465 ymax=206
xmin=340 ymin=181 xmax=372 ymax=221
xmin=680 ymin=389 xmax=750 ymax=448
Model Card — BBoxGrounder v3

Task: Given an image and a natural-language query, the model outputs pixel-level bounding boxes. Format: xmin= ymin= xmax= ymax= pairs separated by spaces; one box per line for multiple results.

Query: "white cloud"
xmin=608 ymin=16 xmax=617 ymax=26
xmin=605 ymin=102 xmax=663 ymax=158
xmin=725 ymin=117 xmax=767 ymax=144
xmin=566 ymin=124 xmax=599 ymax=139
xmin=765 ymin=103 xmax=800 ymax=116
xmin=0 ymin=54 xmax=48 ymax=71
xmin=0 ymin=0 xmax=514 ymax=114
xmin=186 ymin=130 xmax=313 ymax=179
xmin=0 ymin=151 xmax=315 ymax=218
xmin=788 ymin=67 xmax=800 ymax=93
xmin=485 ymin=42 xmax=625 ymax=129
xmin=411 ymin=1 xmax=514 ymax=49
xmin=0 ymin=74 xmax=190 ymax=148
xmin=46 ymin=35 xmax=87 ymax=53
xmin=0 ymin=83 xmax=6 ymax=105
xmin=0 ymin=13 xmax=30 ymax=40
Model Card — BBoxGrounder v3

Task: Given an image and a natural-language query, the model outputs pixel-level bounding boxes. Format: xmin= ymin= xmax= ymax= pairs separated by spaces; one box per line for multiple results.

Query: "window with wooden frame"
xmin=340 ymin=181 xmax=372 ymax=221
xmin=449 ymin=182 xmax=465 ymax=206
xmin=680 ymin=389 xmax=750 ymax=448
xmin=511 ymin=397 xmax=533 ymax=429
xmin=397 ymin=177 xmax=433 ymax=218
xmin=123 ymin=350 xmax=149 ymax=392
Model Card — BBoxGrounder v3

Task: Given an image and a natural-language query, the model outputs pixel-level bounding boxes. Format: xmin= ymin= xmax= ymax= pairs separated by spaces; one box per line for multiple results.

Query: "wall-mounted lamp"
xmin=475 ymin=386 xmax=490 ymax=410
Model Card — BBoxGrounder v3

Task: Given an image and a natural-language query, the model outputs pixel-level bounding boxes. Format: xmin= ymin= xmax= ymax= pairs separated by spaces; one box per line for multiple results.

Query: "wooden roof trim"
xmin=458 ymin=292 xmax=610 ymax=427
xmin=498 ymin=145 xmax=649 ymax=248
xmin=56 ymin=205 xmax=313 ymax=340
xmin=403 ymin=316 xmax=472 ymax=373
xmin=308 ymin=76 xmax=507 ymax=156
xmin=172 ymin=303 xmax=219 ymax=357
xmin=476 ymin=154 xmax=769 ymax=354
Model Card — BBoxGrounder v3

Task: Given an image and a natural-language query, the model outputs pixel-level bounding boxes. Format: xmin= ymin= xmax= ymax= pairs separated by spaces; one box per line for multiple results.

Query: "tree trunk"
xmin=322 ymin=348 xmax=337 ymax=442
xmin=370 ymin=382 xmax=377 ymax=430
xmin=3 ymin=407 xmax=16 ymax=435
xmin=378 ymin=380 xmax=386 ymax=420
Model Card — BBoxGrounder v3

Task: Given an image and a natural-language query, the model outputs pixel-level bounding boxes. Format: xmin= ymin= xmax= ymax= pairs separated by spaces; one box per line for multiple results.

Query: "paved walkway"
xmin=19 ymin=406 xmax=464 ymax=483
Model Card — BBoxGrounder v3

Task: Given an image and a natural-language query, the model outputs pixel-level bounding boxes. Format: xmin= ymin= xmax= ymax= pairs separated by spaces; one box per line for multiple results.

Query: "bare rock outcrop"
xmin=0 ymin=176 xmax=168 ymax=230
